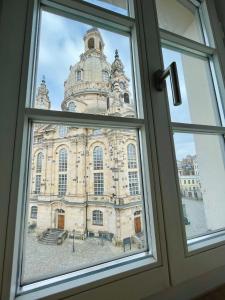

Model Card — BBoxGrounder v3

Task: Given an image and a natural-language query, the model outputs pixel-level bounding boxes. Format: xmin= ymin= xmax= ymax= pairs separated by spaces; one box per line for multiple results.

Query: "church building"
xmin=28 ymin=27 xmax=144 ymax=245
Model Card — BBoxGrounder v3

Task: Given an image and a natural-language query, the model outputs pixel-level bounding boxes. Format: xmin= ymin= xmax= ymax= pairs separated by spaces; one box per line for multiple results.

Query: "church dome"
xmin=62 ymin=28 xmax=111 ymax=113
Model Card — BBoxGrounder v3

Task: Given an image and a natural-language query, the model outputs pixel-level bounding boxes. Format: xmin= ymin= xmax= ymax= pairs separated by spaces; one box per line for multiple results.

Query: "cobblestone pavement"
xmin=22 ymin=235 xmax=140 ymax=284
xmin=22 ymin=199 xmax=208 ymax=284
xmin=182 ymin=197 xmax=208 ymax=239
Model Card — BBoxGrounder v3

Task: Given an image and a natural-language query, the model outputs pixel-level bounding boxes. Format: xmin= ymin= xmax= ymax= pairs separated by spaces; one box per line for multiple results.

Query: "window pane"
xmin=22 ymin=124 xmax=148 ymax=284
xmin=174 ymin=132 xmax=225 ymax=240
xmin=82 ymin=0 xmax=129 ymax=16
xmin=156 ymin=0 xmax=204 ymax=44
xmin=162 ymin=48 xmax=221 ymax=126
xmin=32 ymin=11 xmax=136 ymax=118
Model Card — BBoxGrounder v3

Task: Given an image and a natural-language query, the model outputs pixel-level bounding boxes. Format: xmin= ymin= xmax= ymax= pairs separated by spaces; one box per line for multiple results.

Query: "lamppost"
xmin=72 ymin=229 xmax=75 ymax=252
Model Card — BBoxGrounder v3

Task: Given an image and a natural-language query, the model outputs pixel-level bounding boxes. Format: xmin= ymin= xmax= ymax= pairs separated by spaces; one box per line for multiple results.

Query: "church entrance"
xmin=58 ymin=214 xmax=65 ymax=229
xmin=134 ymin=216 xmax=141 ymax=234
xmin=55 ymin=208 xmax=65 ymax=229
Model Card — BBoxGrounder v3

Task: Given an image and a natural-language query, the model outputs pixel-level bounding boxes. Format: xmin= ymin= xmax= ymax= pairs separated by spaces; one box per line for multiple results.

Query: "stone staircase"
xmin=38 ymin=229 xmax=67 ymax=245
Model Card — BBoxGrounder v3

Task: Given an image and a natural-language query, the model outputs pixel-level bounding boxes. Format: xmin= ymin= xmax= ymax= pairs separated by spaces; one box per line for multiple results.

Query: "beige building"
xmin=28 ymin=28 xmax=143 ymax=245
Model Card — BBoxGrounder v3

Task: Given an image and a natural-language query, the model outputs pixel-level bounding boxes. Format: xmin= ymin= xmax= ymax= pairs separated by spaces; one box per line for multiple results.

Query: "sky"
xmin=35 ymin=8 xmax=197 ymax=161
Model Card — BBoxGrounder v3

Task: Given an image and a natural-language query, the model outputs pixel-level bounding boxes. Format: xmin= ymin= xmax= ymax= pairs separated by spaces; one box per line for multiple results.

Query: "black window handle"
xmin=154 ymin=62 xmax=182 ymax=106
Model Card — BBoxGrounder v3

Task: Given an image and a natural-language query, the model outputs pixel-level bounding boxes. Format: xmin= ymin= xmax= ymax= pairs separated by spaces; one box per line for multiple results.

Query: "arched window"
xmin=88 ymin=37 xmax=95 ymax=49
xmin=102 ymin=70 xmax=109 ymax=81
xmin=127 ymin=144 xmax=137 ymax=169
xmin=92 ymin=210 xmax=103 ymax=225
xmin=76 ymin=70 xmax=81 ymax=81
xmin=93 ymin=146 xmax=103 ymax=170
xmin=68 ymin=102 xmax=76 ymax=112
xmin=31 ymin=206 xmax=38 ymax=219
xmin=59 ymin=148 xmax=67 ymax=172
xmin=59 ymin=126 xmax=68 ymax=138
xmin=36 ymin=152 xmax=43 ymax=173
xmin=124 ymin=92 xmax=130 ymax=103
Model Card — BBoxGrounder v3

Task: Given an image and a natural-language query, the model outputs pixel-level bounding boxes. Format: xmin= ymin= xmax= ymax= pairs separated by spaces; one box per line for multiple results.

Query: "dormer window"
xmin=102 ymin=70 xmax=109 ymax=81
xmin=119 ymin=82 xmax=125 ymax=90
xmin=76 ymin=70 xmax=81 ymax=81
xmin=88 ymin=37 xmax=95 ymax=49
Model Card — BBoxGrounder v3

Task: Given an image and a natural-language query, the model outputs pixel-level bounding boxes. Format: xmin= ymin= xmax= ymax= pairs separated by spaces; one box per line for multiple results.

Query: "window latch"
xmin=154 ymin=62 xmax=182 ymax=106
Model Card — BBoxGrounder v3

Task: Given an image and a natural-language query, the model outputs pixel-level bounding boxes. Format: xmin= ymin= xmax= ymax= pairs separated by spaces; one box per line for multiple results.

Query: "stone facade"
xmin=28 ymin=28 xmax=143 ymax=244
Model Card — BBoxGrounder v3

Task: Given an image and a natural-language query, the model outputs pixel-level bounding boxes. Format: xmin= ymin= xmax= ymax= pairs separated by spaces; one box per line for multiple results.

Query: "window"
xmin=92 ymin=210 xmax=103 ymax=225
xmin=127 ymin=143 xmax=137 ymax=168
xmin=59 ymin=125 xmax=68 ymax=138
xmin=88 ymin=37 xmax=94 ymax=49
xmin=124 ymin=92 xmax=129 ymax=103
xmin=36 ymin=152 xmax=43 ymax=173
xmin=93 ymin=146 xmax=103 ymax=170
xmin=94 ymin=173 xmax=104 ymax=195
xmin=4 ymin=0 xmax=225 ymax=299
xmin=58 ymin=174 xmax=67 ymax=196
xmin=30 ymin=206 xmax=38 ymax=219
xmin=76 ymin=70 xmax=81 ymax=81
xmin=35 ymin=175 xmax=41 ymax=194
xmin=128 ymin=171 xmax=139 ymax=195
xmin=59 ymin=148 xmax=67 ymax=172
xmin=68 ymin=102 xmax=76 ymax=112
xmin=102 ymin=70 xmax=109 ymax=81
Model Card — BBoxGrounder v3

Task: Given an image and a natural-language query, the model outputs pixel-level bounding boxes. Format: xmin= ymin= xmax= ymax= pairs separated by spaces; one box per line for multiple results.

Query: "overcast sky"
xmin=35 ymin=9 xmax=196 ymax=161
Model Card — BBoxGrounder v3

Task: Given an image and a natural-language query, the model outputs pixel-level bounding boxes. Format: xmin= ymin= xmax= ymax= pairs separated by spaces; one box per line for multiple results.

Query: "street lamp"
xmin=72 ymin=229 xmax=75 ymax=252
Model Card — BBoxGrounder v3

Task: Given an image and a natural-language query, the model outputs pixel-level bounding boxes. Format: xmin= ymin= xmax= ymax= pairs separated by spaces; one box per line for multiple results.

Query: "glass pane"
xmin=32 ymin=10 xmax=136 ymax=118
xmin=22 ymin=123 xmax=148 ymax=284
xmin=162 ymin=48 xmax=221 ymax=126
xmin=83 ymin=0 xmax=129 ymax=16
xmin=156 ymin=0 xmax=204 ymax=44
xmin=174 ymin=132 xmax=225 ymax=240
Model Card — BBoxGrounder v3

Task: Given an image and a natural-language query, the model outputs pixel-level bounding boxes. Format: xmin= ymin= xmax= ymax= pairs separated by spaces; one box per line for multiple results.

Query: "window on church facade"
xmin=59 ymin=126 xmax=68 ymax=138
xmin=58 ymin=174 xmax=67 ymax=196
xmin=127 ymin=144 xmax=137 ymax=169
xmin=36 ymin=152 xmax=43 ymax=173
xmin=68 ymin=102 xmax=76 ymax=112
xmin=93 ymin=146 xmax=103 ymax=170
xmin=102 ymin=70 xmax=109 ymax=81
xmin=88 ymin=37 xmax=95 ymax=49
xmin=59 ymin=148 xmax=67 ymax=172
xmin=128 ymin=171 xmax=139 ymax=195
xmin=30 ymin=206 xmax=38 ymax=219
xmin=92 ymin=210 xmax=103 ymax=225
xmin=35 ymin=175 xmax=41 ymax=194
xmin=124 ymin=93 xmax=129 ymax=103
xmin=76 ymin=70 xmax=81 ymax=81
xmin=94 ymin=173 xmax=104 ymax=195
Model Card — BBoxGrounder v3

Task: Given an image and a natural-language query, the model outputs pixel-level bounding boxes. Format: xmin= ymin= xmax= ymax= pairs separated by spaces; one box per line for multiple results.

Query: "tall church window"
xmin=35 ymin=175 xmax=41 ymax=194
xmin=94 ymin=173 xmax=104 ymax=195
xmin=92 ymin=210 xmax=103 ymax=225
xmin=93 ymin=146 xmax=103 ymax=170
xmin=127 ymin=144 xmax=137 ymax=169
xmin=68 ymin=102 xmax=76 ymax=112
xmin=76 ymin=70 xmax=81 ymax=81
xmin=30 ymin=206 xmax=38 ymax=219
xmin=59 ymin=148 xmax=67 ymax=172
xmin=36 ymin=152 xmax=43 ymax=173
xmin=102 ymin=70 xmax=109 ymax=81
xmin=88 ymin=37 xmax=95 ymax=49
xmin=128 ymin=171 xmax=139 ymax=195
xmin=58 ymin=174 xmax=67 ymax=196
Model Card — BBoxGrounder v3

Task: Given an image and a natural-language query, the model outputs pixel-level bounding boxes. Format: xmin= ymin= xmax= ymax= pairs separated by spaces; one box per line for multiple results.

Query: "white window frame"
xmin=8 ymin=0 xmax=225 ymax=299
xmin=127 ymin=143 xmax=137 ymax=169
xmin=35 ymin=174 xmax=41 ymax=194
xmin=92 ymin=210 xmax=103 ymax=225
xmin=141 ymin=0 xmax=225 ymax=287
